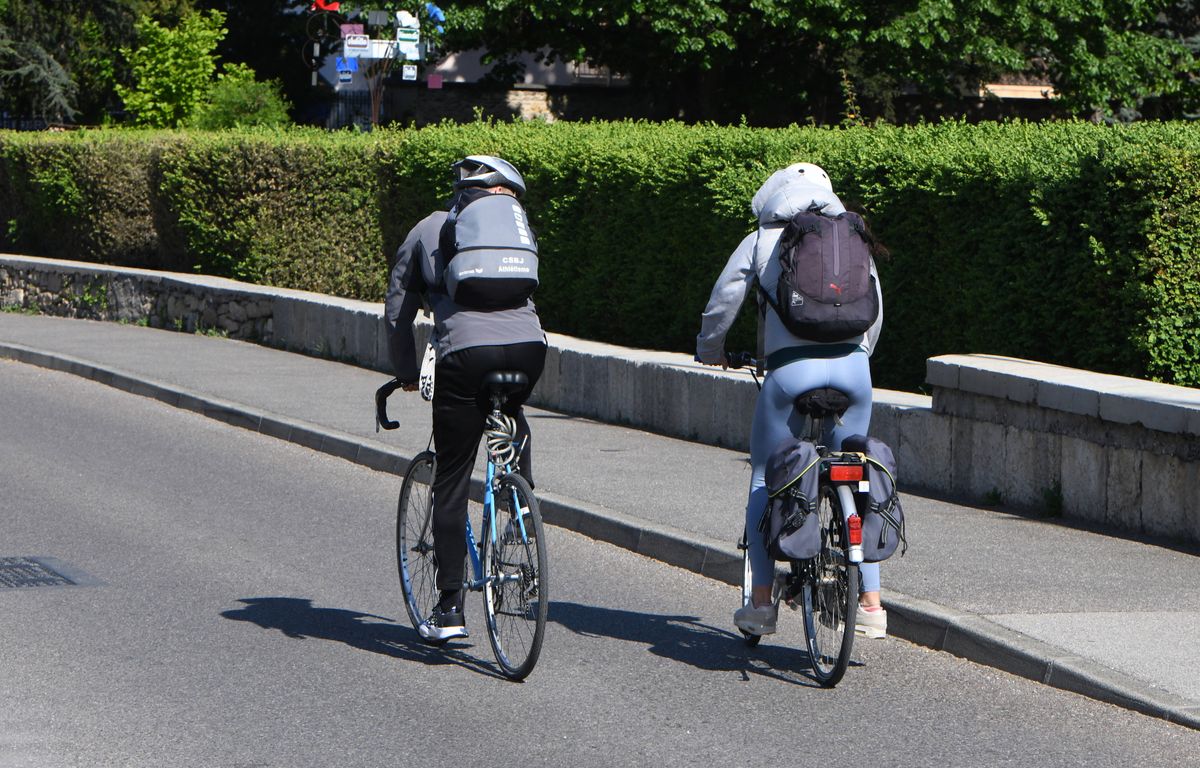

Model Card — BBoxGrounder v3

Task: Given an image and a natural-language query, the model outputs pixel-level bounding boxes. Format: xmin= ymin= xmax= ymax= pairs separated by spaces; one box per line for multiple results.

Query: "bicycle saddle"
xmin=483 ymin=370 xmax=529 ymax=395
xmin=793 ymin=388 xmax=851 ymax=418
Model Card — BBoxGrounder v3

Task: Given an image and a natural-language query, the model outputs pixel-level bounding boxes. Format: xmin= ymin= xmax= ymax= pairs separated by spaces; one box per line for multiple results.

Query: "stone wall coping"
xmin=928 ymin=354 xmax=1200 ymax=436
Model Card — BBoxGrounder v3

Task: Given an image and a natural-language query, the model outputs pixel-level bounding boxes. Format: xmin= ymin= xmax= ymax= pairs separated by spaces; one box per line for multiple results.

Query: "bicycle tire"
xmin=481 ymin=472 xmax=548 ymax=680
xmin=802 ymin=483 xmax=859 ymax=686
xmin=305 ymin=10 xmax=341 ymax=42
xmin=739 ymin=534 xmax=761 ymax=647
xmin=396 ymin=451 xmax=445 ymax=646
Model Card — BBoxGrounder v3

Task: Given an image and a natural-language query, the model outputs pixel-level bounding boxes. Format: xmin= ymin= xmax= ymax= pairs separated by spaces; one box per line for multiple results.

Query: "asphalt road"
xmin=3 ymin=359 xmax=1199 ymax=768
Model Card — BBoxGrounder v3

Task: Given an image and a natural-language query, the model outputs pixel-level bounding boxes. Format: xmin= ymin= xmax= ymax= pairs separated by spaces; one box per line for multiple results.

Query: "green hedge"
xmin=2 ymin=121 xmax=1199 ymax=392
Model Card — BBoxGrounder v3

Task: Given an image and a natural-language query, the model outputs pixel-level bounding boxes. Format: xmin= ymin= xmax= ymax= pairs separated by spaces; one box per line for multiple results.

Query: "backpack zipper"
xmin=832 ymin=219 xmax=841 ymax=285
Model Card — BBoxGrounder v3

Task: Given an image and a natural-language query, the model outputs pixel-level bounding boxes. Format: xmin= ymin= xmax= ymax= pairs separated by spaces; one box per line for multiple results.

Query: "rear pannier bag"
xmin=841 ymin=434 xmax=907 ymax=562
xmin=445 ymin=193 xmax=539 ymax=309
xmin=761 ymin=438 xmax=822 ymax=561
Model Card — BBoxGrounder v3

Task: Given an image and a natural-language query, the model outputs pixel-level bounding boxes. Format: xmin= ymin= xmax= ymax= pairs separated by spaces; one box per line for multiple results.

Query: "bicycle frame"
xmin=462 ymin=454 xmax=531 ymax=593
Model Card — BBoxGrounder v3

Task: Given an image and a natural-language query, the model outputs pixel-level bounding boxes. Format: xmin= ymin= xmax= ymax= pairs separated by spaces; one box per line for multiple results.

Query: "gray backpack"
xmin=761 ymin=438 xmax=823 ymax=561
xmin=842 ymin=434 xmax=907 ymax=562
xmin=444 ymin=193 xmax=539 ymax=309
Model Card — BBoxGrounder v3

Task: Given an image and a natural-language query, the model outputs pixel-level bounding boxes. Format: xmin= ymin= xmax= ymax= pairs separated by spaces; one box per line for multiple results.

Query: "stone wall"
xmin=4 ymin=254 xmax=1197 ymax=545
xmin=926 ymin=355 xmax=1200 ymax=542
xmin=1 ymin=261 xmax=274 ymax=341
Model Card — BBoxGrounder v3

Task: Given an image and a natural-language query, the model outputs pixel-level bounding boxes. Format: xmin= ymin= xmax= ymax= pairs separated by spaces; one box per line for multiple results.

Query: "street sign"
xmin=402 ymin=64 xmax=417 ymax=81
xmin=369 ymin=39 xmax=398 ymax=59
xmin=396 ymin=27 xmax=420 ymax=60
xmin=343 ymin=34 xmax=369 ymax=55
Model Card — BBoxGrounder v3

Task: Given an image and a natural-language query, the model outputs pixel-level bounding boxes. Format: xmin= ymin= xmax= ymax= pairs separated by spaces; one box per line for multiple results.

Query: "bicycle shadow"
xmin=219 ymin=597 xmax=505 ymax=680
xmin=549 ymin=601 xmax=842 ymax=687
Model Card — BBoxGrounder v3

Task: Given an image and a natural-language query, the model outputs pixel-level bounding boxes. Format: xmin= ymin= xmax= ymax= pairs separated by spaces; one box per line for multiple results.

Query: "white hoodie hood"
xmin=752 ymin=164 xmax=847 ymax=226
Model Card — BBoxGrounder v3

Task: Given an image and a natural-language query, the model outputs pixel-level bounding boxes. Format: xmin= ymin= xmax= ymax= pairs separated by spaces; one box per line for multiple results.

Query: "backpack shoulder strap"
xmin=756 ymin=276 xmax=782 ymax=315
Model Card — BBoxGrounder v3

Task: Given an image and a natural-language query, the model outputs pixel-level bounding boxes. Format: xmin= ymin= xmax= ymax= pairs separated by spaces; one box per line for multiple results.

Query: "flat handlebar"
xmin=725 ymin=351 xmax=759 ymax=370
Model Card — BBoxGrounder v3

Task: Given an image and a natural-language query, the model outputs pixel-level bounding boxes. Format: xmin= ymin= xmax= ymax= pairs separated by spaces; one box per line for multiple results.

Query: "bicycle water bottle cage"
xmin=793 ymin=388 xmax=851 ymax=419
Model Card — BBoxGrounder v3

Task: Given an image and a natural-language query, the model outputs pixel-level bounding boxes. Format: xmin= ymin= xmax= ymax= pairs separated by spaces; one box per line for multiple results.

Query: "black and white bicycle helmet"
xmin=452 ymin=155 xmax=526 ymax=198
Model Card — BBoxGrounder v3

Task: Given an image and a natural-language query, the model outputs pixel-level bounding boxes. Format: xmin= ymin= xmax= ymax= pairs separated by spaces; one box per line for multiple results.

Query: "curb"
xmin=3 ymin=340 xmax=1197 ymax=731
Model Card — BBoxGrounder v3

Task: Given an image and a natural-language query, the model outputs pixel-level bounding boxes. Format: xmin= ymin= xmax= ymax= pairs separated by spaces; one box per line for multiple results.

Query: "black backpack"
xmin=759 ymin=210 xmax=879 ymax=343
xmin=443 ymin=193 xmax=539 ymax=310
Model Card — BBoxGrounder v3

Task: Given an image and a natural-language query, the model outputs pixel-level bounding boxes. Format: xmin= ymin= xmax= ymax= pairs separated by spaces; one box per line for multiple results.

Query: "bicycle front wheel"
xmin=802 ymin=483 xmax=859 ymax=687
xmin=396 ymin=451 xmax=443 ymax=645
xmin=481 ymin=472 xmax=548 ymax=680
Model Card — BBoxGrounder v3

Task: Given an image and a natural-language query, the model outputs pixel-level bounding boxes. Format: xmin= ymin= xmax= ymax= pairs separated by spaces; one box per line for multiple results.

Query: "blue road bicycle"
xmin=376 ymin=371 xmax=549 ymax=681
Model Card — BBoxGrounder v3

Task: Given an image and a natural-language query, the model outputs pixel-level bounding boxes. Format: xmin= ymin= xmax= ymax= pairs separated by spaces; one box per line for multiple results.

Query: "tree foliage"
xmin=189 ymin=62 xmax=292 ymax=129
xmin=116 ymin=9 xmax=226 ymax=127
xmin=0 ymin=1 xmax=198 ymax=123
xmin=439 ymin=0 xmax=1198 ymax=122
xmin=0 ymin=20 xmax=77 ymax=121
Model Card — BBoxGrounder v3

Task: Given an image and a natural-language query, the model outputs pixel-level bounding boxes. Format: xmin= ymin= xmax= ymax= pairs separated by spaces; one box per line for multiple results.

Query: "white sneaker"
xmin=734 ymin=601 xmax=778 ymax=636
xmin=856 ymin=605 xmax=887 ymax=639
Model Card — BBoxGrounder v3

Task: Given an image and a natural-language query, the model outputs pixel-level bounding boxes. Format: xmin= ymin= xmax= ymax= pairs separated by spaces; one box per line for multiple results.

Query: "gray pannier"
xmin=761 ymin=438 xmax=823 ymax=561
xmin=841 ymin=434 xmax=907 ymax=562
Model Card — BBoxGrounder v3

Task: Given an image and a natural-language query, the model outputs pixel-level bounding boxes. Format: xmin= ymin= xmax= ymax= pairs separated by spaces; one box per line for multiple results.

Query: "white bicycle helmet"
xmin=790 ymin=162 xmax=833 ymax=191
xmin=452 ymin=155 xmax=527 ymax=198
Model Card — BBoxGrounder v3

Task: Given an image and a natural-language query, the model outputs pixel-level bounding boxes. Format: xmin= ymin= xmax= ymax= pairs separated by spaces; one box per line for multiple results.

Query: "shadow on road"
xmin=220 ymin=597 xmax=505 ymax=679
xmin=549 ymin=600 xmax=831 ymax=687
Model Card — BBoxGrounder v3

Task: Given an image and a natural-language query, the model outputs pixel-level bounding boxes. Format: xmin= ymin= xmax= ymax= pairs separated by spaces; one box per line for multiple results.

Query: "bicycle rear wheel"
xmin=481 ymin=472 xmax=548 ymax=680
xmin=802 ymin=483 xmax=859 ymax=686
xmin=396 ymin=451 xmax=444 ymax=645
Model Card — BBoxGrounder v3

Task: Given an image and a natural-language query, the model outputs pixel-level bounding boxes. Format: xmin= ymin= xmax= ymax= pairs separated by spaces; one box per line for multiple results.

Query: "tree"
xmin=0 ymin=1 xmax=201 ymax=124
xmin=0 ymin=20 xmax=78 ymax=121
xmin=116 ymin=9 xmax=226 ymax=127
xmin=437 ymin=0 xmax=1197 ymax=123
xmin=189 ymin=62 xmax=292 ymax=128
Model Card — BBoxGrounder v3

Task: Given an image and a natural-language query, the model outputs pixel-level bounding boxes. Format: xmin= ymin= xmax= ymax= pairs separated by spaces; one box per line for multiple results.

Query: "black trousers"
xmin=431 ymin=341 xmax=546 ymax=593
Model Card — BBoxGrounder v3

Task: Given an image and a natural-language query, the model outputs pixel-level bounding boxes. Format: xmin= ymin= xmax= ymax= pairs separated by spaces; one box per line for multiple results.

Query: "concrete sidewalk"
xmin=3 ymin=312 xmax=1199 ymax=729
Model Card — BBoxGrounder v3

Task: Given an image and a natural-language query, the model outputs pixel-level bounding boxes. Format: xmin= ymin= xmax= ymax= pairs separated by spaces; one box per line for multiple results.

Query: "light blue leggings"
xmin=746 ymin=351 xmax=881 ymax=594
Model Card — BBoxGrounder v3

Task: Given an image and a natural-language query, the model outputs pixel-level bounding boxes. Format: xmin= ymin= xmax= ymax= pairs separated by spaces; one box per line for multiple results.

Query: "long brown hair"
xmin=844 ymin=202 xmax=890 ymax=261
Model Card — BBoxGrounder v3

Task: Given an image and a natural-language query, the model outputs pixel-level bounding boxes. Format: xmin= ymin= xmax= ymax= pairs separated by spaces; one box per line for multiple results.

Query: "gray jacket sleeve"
xmin=384 ymin=227 xmax=428 ymax=382
xmin=696 ymin=232 xmax=757 ymax=364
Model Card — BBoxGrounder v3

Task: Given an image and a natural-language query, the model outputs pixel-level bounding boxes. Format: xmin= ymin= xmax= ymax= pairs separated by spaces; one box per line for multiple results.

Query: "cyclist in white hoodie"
xmin=696 ymin=162 xmax=887 ymax=639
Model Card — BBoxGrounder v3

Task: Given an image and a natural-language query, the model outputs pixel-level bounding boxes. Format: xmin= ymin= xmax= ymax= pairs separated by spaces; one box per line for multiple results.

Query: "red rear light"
xmin=847 ymin=514 xmax=863 ymax=546
xmin=829 ymin=464 xmax=863 ymax=482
